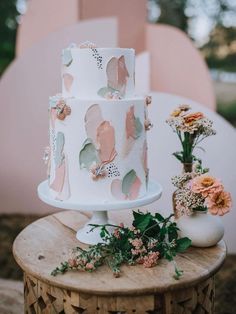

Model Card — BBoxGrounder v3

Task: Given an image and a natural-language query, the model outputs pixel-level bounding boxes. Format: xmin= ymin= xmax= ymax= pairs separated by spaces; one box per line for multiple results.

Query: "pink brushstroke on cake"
xmin=126 ymin=105 xmax=136 ymax=139
xmin=111 ymin=179 xmax=126 ymax=200
xmin=50 ymin=162 xmax=65 ymax=193
xmin=97 ymin=121 xmax=117 ymax=164
xmin=111 ymin=174 xmax=141 ymax=200
xmin=85 ymin=104 xmax=103 ymax=146
xmin=142 ymin=140 xmax=148 ymax=173
xmin=106 ymin=55 xmax=129 ymax=96
xmin=63 ymin=73 xmax=74 ymax=92
xmin=57 ymin=155 xmax=70 ymax=201
xmin=50 ymin=108 xmax=57 ymax=129
xmin=122 ymin=105 xmax=137 ymax=157
xmin=129 ymin=176 xmax=141 ymax=200
xmin=50 ymin=156 xmax=70 ymax=201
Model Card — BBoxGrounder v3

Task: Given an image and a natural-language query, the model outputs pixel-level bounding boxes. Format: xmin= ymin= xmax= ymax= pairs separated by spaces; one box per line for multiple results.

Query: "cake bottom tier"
xmin=48 ymin=96 xmax=149 ymax=203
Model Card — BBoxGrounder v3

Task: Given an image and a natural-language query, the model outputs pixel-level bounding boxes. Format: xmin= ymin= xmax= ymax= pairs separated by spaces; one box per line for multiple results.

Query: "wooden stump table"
xmin=13 ymin=211 xmax=226 ymax=314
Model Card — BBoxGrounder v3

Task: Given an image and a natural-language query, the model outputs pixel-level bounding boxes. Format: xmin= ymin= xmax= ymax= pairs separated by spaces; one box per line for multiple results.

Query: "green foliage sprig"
xmin=51 ymin=211 xmax=191 ymax=279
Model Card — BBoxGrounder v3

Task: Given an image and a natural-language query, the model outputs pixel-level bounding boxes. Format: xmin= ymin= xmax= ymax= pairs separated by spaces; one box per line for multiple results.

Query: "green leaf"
xmin=175 ymin=237 xmax=192 ymax=253
xmin=155 ymin=213 xmax=165 ymax=222
xmin=173 ymin=152 xmax=184 ymax=162
xmin=122 ymin=170 xmax=137 ymax=196
xmin=132 ymin=211 xmax=151 ymax=232
xmin=164 ymin=251 xmax=173 ymax=261
xmin=100 ymin=229 xmax=106 ymax=238
xmin=145 ymin=219 xmax=160 ymax=237
xmin=159 ymin=226 xmax=167 ymax=241
xmin=168 ymin=227 xmax=178 ymax=242
xmin=134 ymin=117 xmax=143 ymax=138
xmin=79 ymin=138 xmax=99 ymax=170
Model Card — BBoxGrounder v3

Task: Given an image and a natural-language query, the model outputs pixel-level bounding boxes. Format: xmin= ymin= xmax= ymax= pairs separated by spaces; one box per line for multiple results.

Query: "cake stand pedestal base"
xmin=76 ymin=210 xmax=115 ymax=244
xmin=37 ymin=180 xmax=162 ymax=245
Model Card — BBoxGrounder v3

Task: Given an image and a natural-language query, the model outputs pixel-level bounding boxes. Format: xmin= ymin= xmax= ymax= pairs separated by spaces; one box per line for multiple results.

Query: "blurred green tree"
xmin=202 ymin=25 xmax=236 ymax=72
xmin=0 ymin=0 xmax=18 ymax=75
xmin=150 ymin=0 xmax=236 ymax=71
xmin=155 ymin=0 xmax=188 ymax=32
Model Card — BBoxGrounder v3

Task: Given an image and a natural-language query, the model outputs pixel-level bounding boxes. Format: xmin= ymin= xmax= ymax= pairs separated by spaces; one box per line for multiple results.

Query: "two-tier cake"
xmin=45 ymin=42 xmax=152 ymax=203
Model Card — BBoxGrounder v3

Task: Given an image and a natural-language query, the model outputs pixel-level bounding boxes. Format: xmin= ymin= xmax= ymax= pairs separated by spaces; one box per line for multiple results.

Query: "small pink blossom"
xmin=113 ymin=228 xmax=121 ymax=239
xmin=130 ymin=238 xmax=143 ymax=249
xmin=143 ymin=252 xmax=160 ymax=268
xmin=68 ymin=258 xmax=78 ymax=267
xmin=131 ymin=247 xmax=147 ymax=256
xmin=85 ymin=263 xmax=95 ymax=270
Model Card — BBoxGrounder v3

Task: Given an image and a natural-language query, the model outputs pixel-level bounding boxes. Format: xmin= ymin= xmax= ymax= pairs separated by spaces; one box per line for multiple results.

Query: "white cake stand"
xmin=37 ymin=180 xmax=162 ymax=244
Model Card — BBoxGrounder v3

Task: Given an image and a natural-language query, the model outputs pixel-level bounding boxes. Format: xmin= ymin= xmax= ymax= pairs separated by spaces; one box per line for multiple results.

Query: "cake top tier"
xmin=61 ymin=42 xmax=135 ymax=99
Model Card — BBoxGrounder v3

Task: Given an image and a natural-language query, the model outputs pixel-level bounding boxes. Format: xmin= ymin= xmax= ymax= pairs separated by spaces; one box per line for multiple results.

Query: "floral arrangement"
xmin=166 ymin=105 xmax=216 ymax=165
xmin=51 ymin=211 xmax=191 ymax=279
xmin=172 ymin=161 xmax=232 ymax=218
xmin=167 ymin=105 xmax=232 ymax=219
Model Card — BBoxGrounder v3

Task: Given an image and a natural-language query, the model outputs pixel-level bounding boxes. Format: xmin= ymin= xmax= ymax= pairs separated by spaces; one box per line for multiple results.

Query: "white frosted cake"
xmin=45 ymin=42 xmax=152 ymax=203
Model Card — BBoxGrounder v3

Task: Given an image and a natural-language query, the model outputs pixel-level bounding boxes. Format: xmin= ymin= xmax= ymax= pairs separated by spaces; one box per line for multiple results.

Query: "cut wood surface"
xmin=13 ymin=211 xmax=226 ymax=296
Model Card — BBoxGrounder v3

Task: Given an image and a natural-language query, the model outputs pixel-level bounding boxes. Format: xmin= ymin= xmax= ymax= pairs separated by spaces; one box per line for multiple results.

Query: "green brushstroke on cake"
xmin=122 ymin=169 xmax=137 ymax=196
xmin=79 ymin=138 xmax=99 ymax=170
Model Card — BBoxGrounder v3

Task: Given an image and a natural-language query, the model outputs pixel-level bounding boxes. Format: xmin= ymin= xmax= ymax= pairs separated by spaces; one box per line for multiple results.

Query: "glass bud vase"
xmin=176 ymin=210 xmax=224 ymax=247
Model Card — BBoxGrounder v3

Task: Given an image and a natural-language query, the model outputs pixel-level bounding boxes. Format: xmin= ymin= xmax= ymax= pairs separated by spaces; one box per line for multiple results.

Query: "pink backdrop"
xmin=16 ymin=0 xmax=146 ymax=56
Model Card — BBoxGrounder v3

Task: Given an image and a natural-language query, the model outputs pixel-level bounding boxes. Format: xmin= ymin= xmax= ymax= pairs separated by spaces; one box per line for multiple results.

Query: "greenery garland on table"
xmin=51 ymin=211 xmax=191 ymax=279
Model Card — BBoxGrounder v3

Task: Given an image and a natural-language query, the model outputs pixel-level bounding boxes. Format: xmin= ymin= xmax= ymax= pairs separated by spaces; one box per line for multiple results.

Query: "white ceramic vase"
xmin=176 ymin=210 xmax=224 ymax=247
